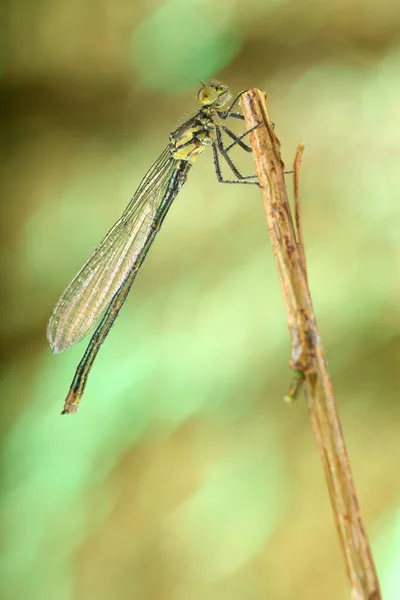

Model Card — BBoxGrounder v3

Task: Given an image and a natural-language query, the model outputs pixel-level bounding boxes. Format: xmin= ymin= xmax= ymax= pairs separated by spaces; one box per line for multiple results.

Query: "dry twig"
xmin=240 ymin=89 xmax=381 ymax=600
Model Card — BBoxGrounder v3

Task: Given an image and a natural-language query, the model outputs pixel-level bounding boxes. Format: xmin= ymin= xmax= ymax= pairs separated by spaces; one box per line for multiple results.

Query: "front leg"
xmin=217 ymin=90 xmax=247 ymax=120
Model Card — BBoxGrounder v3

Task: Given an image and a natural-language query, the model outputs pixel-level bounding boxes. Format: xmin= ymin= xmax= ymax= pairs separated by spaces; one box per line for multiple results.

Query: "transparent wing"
xmin=47 ymin=146 xmax=177 ymax=353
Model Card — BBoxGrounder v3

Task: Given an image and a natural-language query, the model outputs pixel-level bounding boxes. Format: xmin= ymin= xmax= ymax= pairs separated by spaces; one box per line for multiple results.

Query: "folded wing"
xmin=47 ymin=147 xmax=176 ymax=353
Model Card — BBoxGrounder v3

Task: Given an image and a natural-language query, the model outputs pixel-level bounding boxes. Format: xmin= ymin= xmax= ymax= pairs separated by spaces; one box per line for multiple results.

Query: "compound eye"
xmin=197 ymin=86 xmax=218 ymax=106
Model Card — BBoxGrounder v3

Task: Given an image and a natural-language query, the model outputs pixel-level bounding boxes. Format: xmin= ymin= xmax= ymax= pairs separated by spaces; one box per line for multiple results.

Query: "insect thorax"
xmin=170 ymin=110 xmax=217 ymax=163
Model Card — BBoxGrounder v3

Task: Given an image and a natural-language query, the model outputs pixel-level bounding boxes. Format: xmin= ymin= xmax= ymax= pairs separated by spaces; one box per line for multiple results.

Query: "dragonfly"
xmin=47 ymin=80 xmax=259 ymax=414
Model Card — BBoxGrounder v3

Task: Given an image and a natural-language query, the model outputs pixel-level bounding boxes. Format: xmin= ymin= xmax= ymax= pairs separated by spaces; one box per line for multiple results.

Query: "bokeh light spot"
xmin=129 ymin=1 xmax=242 ymax=92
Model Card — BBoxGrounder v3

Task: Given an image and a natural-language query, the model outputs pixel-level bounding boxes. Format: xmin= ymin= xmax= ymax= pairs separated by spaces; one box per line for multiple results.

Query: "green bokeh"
xmin=1 ymin=1 xmax=400 ymax=599
xmin=374 ymin=510 xmax=400 ymax=600
xmin=130 ymin=0 xmax=242 ymax=91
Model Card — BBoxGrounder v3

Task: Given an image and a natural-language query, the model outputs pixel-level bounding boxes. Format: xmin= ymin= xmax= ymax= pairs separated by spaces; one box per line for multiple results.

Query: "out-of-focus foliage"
xmin=1 ymin=0 xmax=400 ymax=598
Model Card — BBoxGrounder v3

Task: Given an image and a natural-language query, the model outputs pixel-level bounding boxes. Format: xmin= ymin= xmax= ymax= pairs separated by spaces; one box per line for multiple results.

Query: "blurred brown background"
xmin=1 ymin=0 xmax=400 ymax=598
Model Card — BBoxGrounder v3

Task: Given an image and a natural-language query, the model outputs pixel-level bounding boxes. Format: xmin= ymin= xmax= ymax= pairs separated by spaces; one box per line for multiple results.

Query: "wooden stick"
xmin=240 ymin=89 xmax=381 ymax=600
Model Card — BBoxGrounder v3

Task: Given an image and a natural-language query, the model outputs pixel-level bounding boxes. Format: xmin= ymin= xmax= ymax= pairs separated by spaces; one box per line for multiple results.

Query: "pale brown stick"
xmin=240 ymin=89 xmax=381 ymax=600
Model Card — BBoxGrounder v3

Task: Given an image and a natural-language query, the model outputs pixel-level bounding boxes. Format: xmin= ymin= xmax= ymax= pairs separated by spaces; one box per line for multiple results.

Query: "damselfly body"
xmin=47 ymin=81 xmax=258 ymax=414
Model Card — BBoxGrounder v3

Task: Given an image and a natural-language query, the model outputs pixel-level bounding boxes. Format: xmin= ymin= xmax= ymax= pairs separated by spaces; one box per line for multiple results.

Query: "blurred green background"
xmin=1 ymin=0 xmax=400 ymax=598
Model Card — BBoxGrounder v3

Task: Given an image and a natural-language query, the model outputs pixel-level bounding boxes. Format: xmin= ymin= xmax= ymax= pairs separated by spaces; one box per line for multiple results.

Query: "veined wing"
xmin=47 ymin=146 xmax=177 ymax=353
